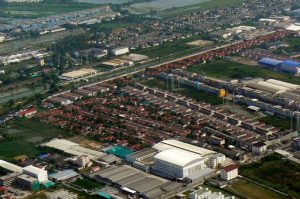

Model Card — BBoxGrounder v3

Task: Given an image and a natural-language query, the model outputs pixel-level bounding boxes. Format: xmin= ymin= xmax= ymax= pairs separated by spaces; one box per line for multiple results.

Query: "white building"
xmin=111 ymin=46 xmax=129 ymax=56
xmin=23 ymin=165 xmax=48 ymax=182
xmin=151 ymin=148 xmax=205 ymax=179
xmin=220 ymin=165 xmax=238 ymax=181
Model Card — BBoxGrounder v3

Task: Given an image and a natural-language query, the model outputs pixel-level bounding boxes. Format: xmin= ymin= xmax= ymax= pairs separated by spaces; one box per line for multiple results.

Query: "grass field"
xmin=134 ymin=34 xmax=213 ymax=58
xmin=0 ymin=0 xmax=99 ymax=18
xmin=143 ymin=78 xmax=223 ymax=105
xmin=239 ymin=153 xmax=300 ymax=199
xmin=158 ymin=0 xmax=246 ymax=17
xmin=258 ymin=115 xmax=294 ymax=131
xmin=284 ymin=37 xmax=300 ymax=53
xmin=0 ymin=118 xmax=73 ymax=161
xmin=186 ymin=59 xmax=300 ymax=85
xmin=226 ymin=178 xmax=288 ymax=199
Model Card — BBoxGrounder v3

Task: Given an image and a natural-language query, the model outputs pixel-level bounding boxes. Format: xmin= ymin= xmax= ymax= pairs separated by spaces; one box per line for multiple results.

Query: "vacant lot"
xmin=186 ymin=59 xmax=300 ymax=85
xmin=143 ymin=78 xmax=223 ymax=105
xmin=226 ymin=178 xmax=288 ymax=199
xmin=0 ymin=118 xmax=73 ymax=161
xmin=239 ymin=153 xmax=300 ymax=199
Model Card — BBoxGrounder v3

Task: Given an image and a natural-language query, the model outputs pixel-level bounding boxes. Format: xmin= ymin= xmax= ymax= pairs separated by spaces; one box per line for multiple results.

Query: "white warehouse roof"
xmin=41 ymin=139 xmax=105 ymax=159
xmin=266 ymin=79 xmax=299 ymax=90
xmin=153 ymin=139 xmax=216 ymax=157
xmin=41 ymin=139 xmax=79 ymax=151
xmin=23 ymin=165 xmax=46 ymax=174
xmin=154 ymin=149 xmax=204 ymax=167
xmin=0 ymin=160 xmax=22 ymax=173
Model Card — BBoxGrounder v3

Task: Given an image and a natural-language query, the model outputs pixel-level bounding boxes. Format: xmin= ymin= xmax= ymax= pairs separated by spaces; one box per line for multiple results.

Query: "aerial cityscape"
xmin=0 ymin=0 xmax=300 ymax=198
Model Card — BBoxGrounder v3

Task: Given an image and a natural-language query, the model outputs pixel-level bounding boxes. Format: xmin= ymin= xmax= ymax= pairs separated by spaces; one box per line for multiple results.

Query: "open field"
xmin=239 ymin=153 xmax=300 ymax=199
xmin=284 ymin=37 xmax=300 ymax=53
xmin=186 ymin=59 xmax=300 ymax=85
xmin=258 ymin=115 xmax=294 ymax=131
xmin=134 ymin=34 xmax=213 ymax=58
xmin=226 ymin=178 xmax=288 ymax=199
xmin=142 ymin=78 xmax=223 ymax=105
xmin=0 ymin=118 xmax=73 ymax=161
xmin=0 ymin=0 xmax=99 ymax=18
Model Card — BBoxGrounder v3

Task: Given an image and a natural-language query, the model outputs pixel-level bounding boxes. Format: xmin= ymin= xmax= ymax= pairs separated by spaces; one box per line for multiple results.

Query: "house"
xmin=252 ymin=142 xmax=267 ymax=155
xmin=18 ymin=108 xmax=37 ymax=118
xmin=220 ymin=164 xmax=238 ymax=181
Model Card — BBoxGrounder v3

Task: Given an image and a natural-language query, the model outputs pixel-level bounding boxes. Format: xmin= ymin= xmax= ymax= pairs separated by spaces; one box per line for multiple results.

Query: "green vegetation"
xmin=284 ymin=37 xmax=300 ymax=53
xmin=158 ymin=0 xmax=246 ymax=17
xmin=143 ymin=78 xmax=223 ymax=105
xmin=0 ymin=118 xmax=73 ymax=161
xmin=186 ymin=59 xmax=300 ymax=85
xmin=226 ymin=178 xmax=288 ymax=199
xmin=72 ymin=178 xmax=104 ymax=190
xmin=0 ymin=0 xmax=99 ymax=18
xmin=134 ymin=34 xmax=212 ymax=58
xmin=240 ymin=153 xmax=300 ymax=199
xmin=259 ymin=116 xmax=294 ymax=131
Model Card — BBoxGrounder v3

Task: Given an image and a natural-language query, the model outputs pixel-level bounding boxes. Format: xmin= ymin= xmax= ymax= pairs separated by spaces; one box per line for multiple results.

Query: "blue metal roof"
xmin=281 ymin=60 xmax=300 ymax=67
xmin=258 ymin=58 xmax=283 ymax=67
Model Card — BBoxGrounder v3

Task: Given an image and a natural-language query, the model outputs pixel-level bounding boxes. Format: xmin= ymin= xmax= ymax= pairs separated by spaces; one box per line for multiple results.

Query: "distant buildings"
xmin=220 ymin=165 xmax=238 ymax=181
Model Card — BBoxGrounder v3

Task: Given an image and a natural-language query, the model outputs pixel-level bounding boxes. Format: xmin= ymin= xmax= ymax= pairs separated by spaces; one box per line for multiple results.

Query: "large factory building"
xmin=151 ymin=149 xmax=205 ymax=179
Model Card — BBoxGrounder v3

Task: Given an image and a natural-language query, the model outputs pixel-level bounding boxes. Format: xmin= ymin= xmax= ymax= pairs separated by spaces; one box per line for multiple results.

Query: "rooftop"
xmin=222 ymin=164 xmax=238 ymax=172
xmin=154 ymin=148 xmax=204 ymax=167
xmin=153 ymin=139 xmax=216 ymax=157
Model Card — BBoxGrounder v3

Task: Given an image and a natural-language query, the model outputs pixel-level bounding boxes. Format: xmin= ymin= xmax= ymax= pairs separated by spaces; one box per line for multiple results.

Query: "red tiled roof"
xmin=222 ymin=164 xmax=238 ymax=172
xmin=19 ymin=108 xmax=37 ymax=116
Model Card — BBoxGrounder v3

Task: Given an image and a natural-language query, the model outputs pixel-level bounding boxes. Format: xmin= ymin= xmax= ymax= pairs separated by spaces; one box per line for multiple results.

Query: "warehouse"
xmin=49 ymin=170 xmax=80 ymax=182
xmin=258 ymin=58 xmax=282 ymax=67
xmin=23 ymin=165 xmax=48 ymax=183
xmin=279 ymin=60 xmax=300 ymax=74
xmin=266 ymin=79 xmax=299 ymax=90
xmin=151 ymin=149 xmax=205 ymax=179
xmin=246 ymin=81 xmax=289 ymax=94
xmin=111 ymin=46 xmax=129 ymax=56
xmin=121 ymin=54 xmax=149 ymax=62
xmin=94 ymin=165 xmax=182 ymax=199
xmin=41 ymin=139 xmax=105 ymax=159
xmin=101 ymin=59 xmax=134 ymax=68
xmin=152 ymin=139 xmax=216 ymax=159
xmin=60 ymin=68 xmax=97 ymax=81
xmin=0 ymin=160 xmax=23 ymax=173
